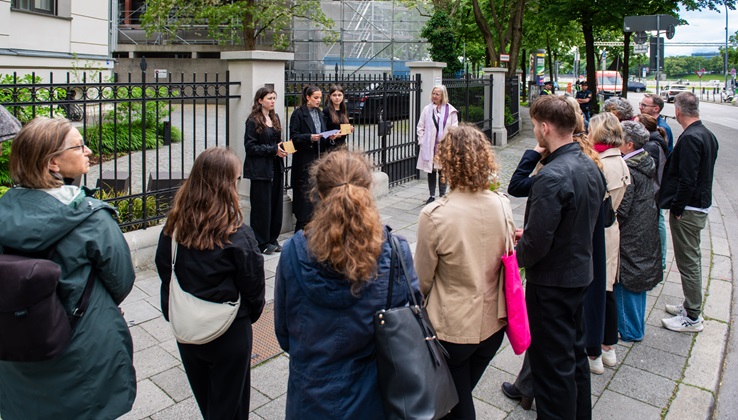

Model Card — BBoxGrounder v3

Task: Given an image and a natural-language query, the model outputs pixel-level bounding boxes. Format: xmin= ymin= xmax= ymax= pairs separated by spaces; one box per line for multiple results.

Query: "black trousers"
xmin=427 ymin=169 xmax=447 ymax=197
xmin=440 ymin=329 xmax=505 ymax=420
xmin=177 ymin=317 xmax=253 ymax=420
xmin=603 ymin=291 xmax=619 ymax=346
xmin=250 ymin=168 xmax=284 ymax=249
xmin=527 ymin=283 xmax=591 ymax=420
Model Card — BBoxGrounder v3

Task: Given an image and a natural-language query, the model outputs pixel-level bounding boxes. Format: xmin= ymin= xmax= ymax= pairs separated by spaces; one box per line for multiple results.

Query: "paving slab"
xmin=472 ymin=397 xmax=507 ymax=419
xmin=251 ymin=355 xmax=290 ymax=400
xmin=149 ymin=397 xmax=200 ymax=420
xmin=150 ymin=367 xmax=192 ymax=403
xmin=665 ymin=383 xmax=714 ymax=420
xmin=252 ymin=393 xmax=287 ymax=420
xmin=122 ymin=299 xmax=163 ymax=326
xmin=592 ymin=389 xmax=662 ymax=419
xmin=133 ymin=345 xmax=181 ymax=380
xmin=640 ymin=325 xmax=694 ymax=358
xmin=710 ymin=254 xmax=733 ymax=281
xmin=118 ymin=379 xmax=175 ymax=420
xmin=608 ymin=364 xmax=677 ymax=407
xmin=473 ymin=367 xmax=521 ymax=412
xmin=704 ymin=279 xmax=732 ymax=322
xmin=682 ymin=319 xmax=729 ymax=391
xmin=623 ymin=342 xmax=687 ymax=380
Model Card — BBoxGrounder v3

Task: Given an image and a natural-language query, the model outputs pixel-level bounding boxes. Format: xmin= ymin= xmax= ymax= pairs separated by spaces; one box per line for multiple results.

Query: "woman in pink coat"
xmin=416 ymin=84 xmax=459 ymax=204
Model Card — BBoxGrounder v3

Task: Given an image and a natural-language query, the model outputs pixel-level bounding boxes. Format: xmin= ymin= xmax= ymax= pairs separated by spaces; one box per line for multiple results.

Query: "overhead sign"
xmin=623 ymin=15 xmax=680 ymax=33
xmin=500 ymin=54 xmax=510 ymax=62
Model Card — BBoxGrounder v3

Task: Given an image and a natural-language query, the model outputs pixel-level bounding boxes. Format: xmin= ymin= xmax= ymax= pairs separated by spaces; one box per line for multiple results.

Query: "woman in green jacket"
xmin=0 ymin=118 xmax=136 ymax=419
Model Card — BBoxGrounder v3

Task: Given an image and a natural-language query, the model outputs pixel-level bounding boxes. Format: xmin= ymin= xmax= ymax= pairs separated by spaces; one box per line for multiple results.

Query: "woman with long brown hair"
xmin=322 ymin=84 xmax=353 ymax=152
xmin=155 ymin=147 xmax=265 ymax=420
xmin=415 ymin=124 xmax=512 ymax=419
xmin=274 ymin=150 xmax=419 ymax=419
xmin=244 ymin=86 xmax=287 ymax=254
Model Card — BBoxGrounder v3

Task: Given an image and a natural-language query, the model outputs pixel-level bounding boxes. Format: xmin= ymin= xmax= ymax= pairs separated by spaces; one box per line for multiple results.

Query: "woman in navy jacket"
xmin=244 ymin=86 xmax=288 ymax=254
xmin=274 ymin=150 xmax=420 ymax=419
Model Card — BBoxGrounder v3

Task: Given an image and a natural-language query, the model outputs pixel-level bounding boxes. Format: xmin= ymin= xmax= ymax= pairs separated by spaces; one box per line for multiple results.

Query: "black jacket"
xmin=516 ymin=142 xmax=606 ymax=288
xmin=289 ymin=106 xmax=330 ymax=221
xmin=659 ymin=120 xmax=719 ymax=215
xmin=508 ymin=149 xmax=543 ymax=198
xmin=155 ymin=225 xmax=266 ymax=323
xmin=323 ymin=107 xmax=348 ymax=153
xmin=618 ymin=151 xmax=663 ymax=292
xmin=643 ymin=130 xmax=668 ymax=198
xmin=243 ymin=116 xmax=283 ymax=181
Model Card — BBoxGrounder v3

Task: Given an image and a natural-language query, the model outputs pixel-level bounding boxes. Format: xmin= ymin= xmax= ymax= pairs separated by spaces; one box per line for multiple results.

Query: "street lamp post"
xmin=726 ymin=0 xmax=730 ymax=91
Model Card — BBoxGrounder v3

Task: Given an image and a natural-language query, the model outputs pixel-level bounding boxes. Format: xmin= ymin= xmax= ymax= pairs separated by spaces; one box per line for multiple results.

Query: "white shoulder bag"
xmin=168 ymin=232 xmax=241 ymax=345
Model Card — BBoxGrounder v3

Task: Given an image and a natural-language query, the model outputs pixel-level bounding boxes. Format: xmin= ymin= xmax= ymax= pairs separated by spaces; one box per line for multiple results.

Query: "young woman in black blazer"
xmin=289 ymin=85 xmax=336 ymax=232
xmin=244 ymin=86 xmax=288 ymax=254
xmin=322 ymin=84 xmax=353 ymax=153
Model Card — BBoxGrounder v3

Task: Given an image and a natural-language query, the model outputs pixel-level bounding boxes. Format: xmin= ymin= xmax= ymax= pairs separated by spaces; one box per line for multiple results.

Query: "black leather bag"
xmin=603 ymin=193 xmax=616 ymax=228
xmin=374 ymin=235 xmax=458 ymax=420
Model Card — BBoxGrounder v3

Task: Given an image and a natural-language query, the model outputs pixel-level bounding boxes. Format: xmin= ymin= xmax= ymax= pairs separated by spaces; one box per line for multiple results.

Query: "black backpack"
xmin=0 ymin=246 xmax=95 ymax=362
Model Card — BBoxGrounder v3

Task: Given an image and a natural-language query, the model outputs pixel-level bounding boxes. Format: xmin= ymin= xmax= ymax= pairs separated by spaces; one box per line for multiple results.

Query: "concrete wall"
xmin=114 ymin=57 xmax=229 ymax=83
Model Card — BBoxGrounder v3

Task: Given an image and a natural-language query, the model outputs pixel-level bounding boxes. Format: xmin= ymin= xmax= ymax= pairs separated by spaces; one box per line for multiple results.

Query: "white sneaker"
xmin=589 ymin=356 xmax=604 ymax=375
xmin=601 ymin=348 xmax=617 ymax=367
xmin=665 ymin=303 xmax=687 ymax=316
xmin=662 ymin=314 xmax=704 ymax=332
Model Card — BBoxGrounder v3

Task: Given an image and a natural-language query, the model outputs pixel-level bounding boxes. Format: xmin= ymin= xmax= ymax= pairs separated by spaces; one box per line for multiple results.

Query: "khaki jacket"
xmin=414 ymin=189 xmax=512 ymax=344
xmin=599 ymin=148 xmax=631 ymax=290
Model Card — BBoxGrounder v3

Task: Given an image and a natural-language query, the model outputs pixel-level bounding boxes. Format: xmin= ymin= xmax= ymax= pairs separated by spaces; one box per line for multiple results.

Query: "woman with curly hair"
xmin=156 ymin=147 xmax=266 ymax=420
xmin=274 ymin=150 xmax=420 ymax=419
xmin=414 ymin=124 xmax=513 ymax=419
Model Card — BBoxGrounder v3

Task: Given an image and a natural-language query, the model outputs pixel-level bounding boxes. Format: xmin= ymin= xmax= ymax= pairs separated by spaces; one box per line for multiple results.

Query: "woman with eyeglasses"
xmin=0 ymin=117 xmax=137 ymax=419
xmin=156 ymin=147 xmax=266 ymax=420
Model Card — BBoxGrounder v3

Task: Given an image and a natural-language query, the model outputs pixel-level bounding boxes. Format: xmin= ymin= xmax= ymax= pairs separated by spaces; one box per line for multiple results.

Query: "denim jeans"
xmin=614 ymin=283 xmax=646 ymax=342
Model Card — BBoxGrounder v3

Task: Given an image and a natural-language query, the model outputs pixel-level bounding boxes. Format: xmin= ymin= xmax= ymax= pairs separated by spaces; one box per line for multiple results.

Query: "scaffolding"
xmin=291 ymin=1 xmax=429 ymax=76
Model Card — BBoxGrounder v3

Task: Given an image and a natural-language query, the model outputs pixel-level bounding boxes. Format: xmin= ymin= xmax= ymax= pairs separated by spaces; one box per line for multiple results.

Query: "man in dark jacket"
xmin=659 ymin=91 xmax=719 ymax=333
xmin=516 ymin=95 xmax=606 ymax=420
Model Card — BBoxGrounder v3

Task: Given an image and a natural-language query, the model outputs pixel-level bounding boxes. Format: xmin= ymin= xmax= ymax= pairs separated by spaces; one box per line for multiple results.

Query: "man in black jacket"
xmin=516 ymin=95 xmax=606 ymax=420
xmin=659 ymin=91 xmax=719 ymax=333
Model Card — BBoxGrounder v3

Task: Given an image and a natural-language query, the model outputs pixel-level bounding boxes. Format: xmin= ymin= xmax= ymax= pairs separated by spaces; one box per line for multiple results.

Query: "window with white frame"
xmin=12 ymin=0 xmax=57 ymax=15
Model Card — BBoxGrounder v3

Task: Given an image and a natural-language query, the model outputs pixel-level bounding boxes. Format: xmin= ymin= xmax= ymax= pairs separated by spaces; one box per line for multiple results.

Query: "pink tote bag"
xmin=497 ymin=194 xmax=530 ymax=355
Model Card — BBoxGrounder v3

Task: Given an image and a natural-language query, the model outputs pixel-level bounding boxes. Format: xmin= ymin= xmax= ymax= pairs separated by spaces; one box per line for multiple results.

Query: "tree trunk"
xmin=582 ymin=15 xmax=598 ymax=112
xmin=521 ymin=48 xmax=528 ymax=99
xmin=242 ymin=0 xmax=256 ymax=50
xmin=546 ymin=34 xmax=554 ymax=84
xmin=507 ymin=0 xmax=526 ymax=78
xmin=472 ymin=0 xmax=497 ymax=66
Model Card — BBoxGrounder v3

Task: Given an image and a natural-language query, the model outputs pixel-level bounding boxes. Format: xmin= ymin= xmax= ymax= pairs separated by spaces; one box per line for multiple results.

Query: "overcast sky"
xmin=665 ymin=7 xmax=738 ymax=57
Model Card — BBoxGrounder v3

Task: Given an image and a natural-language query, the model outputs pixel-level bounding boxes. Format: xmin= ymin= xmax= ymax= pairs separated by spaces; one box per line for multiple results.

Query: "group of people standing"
xmin=0 ymin=81 xmax=719 ymax=420
xmin=501 ymin=90 xmax=718 ymax=418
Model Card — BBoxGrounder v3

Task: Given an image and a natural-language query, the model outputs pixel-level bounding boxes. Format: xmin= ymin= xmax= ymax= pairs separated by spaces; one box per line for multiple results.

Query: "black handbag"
xmin=374 ymin=234 xmax=459 ymax=420
xmin=603 ymin=193 xmax=616 ymax=228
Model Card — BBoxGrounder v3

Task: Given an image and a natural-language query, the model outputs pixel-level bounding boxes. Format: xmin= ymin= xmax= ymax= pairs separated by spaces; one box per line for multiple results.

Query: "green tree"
xmin=421 ymin=11 xmax=463 ymax=75
xmin=141 ymin=0 xmax=335 ymax=51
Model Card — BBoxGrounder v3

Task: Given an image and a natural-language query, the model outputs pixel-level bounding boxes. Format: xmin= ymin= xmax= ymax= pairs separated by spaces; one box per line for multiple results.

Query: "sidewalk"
xmin=118 ymin=108 xmax=734 ymax=420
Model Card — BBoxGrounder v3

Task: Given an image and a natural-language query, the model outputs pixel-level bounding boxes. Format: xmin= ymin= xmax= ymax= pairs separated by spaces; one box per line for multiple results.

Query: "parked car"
xmin=660 ymin=84 xmax=689 ymax=103
xmin=345 ymin=82 xmax=410 ymax=123
xmin=627 ymin=80 xmax=647 ymax=92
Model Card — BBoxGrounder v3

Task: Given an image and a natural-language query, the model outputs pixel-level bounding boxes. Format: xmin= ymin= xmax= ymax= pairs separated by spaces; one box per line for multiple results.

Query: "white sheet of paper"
xmin=319 ymin=129 xmax=340 ymax=138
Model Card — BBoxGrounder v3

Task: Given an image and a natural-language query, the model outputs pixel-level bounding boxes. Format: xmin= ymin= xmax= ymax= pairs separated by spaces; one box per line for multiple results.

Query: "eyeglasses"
xmin=63 ymin=139 xmax=86 ymax=152
xmin=638 ymin=102 xmax=656 ymax=108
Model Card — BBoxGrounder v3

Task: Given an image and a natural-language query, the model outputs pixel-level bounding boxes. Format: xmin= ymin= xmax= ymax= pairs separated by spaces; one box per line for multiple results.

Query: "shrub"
xmin=94 ymin=189 xmax=166 ymax=233
xmin=0 ymin=74 xmax=67 ymax=123
xmin=466 ymin=105 xmax=485 ymax=122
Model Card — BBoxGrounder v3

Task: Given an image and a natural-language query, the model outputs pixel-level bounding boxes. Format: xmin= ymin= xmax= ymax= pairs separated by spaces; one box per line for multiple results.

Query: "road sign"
xmin=666 ymin=24 xmax=676 ymax=40
xmin=500 ymin=54 xmax=510 ymax=62
xmin=634 ymin=31 xmax=648 ymax=44
xmin=696 ymin=68 xmax=705 ymax=78
xmin=634 ymin=44 xmax=649 ymax=54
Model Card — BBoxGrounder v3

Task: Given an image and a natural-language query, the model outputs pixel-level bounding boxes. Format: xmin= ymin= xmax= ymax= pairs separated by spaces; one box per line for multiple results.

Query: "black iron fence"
xmin=443 ymin=74 xmax=493 ymax=139
xmin=284 ymin=71 xmax=421 ymax=187
xmin=0 ymin=59 xmax=238 ymax=230
xmin=505 ymin=76 xmax=520 ymax=138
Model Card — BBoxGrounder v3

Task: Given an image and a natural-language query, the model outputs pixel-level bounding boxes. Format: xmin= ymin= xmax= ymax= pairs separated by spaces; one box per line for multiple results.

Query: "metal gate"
xmin=284 ymin=71 xmax=421 ymax=188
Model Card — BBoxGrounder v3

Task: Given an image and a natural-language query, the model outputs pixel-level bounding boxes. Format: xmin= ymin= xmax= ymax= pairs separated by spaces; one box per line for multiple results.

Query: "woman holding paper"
xmin=416 ymin=84 xmax=459 ymax=204
xmin=323 ymin=84 xmax=353 ymax=153
xmin=244 ymin=86 xmax=288 ymax=255
xmin=289 ymin=85 xmax=336 ymax=233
